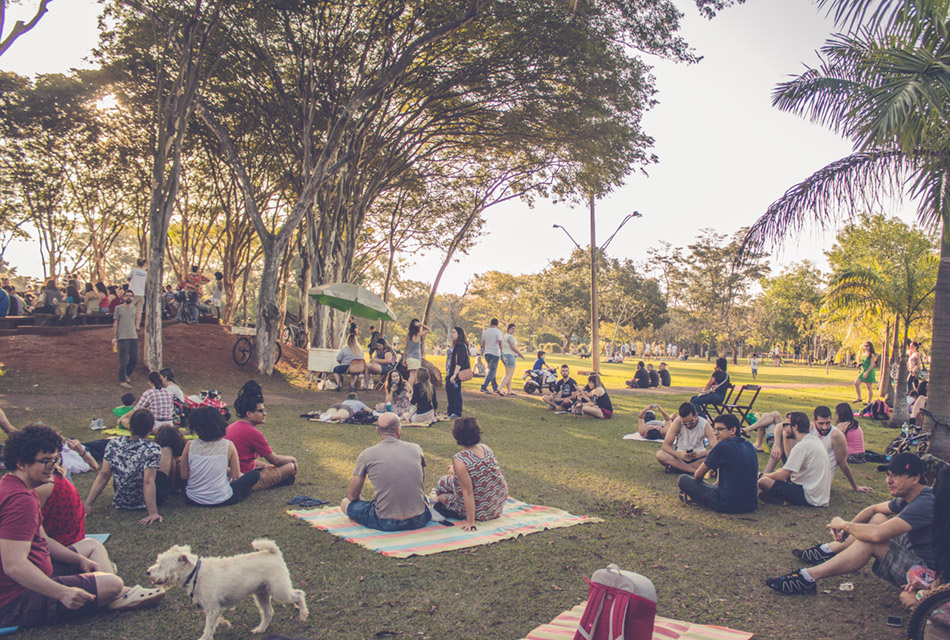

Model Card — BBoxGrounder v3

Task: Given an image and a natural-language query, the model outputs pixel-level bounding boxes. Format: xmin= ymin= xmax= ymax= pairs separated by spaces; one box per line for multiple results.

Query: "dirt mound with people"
xmin=0 ymin=323 xmax=307 ymax=395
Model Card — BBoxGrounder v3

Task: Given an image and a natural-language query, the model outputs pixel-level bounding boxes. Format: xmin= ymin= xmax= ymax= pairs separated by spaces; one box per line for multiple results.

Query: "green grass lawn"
xmin=0 ymin=355 xmax=910 ymax=640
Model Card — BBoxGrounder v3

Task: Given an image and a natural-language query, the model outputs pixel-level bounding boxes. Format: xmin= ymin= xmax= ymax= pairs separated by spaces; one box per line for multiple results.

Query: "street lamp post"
xmin=553 ymin=200 xmax=641 ymax=374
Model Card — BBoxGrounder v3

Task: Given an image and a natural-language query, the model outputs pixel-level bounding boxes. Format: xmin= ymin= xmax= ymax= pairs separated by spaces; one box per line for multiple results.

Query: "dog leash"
xmin=183 ymin=559 xmax=201 ymax=602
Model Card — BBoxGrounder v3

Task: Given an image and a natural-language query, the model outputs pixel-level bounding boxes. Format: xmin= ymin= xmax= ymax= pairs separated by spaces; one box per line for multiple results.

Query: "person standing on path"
xmin=853 ymin=342 xmax=877 ymax=404
xmin=446 ymin=327 xmax=470 ymax=418
xmin=127 ymin=259 xmax=147 ymax=327
xmin=498 ymin=323 xmax=525 ymax=396
xmin=112 ymin=290 xmax=138 ymax=389
xmin=479 ymin=319 xmax=503 ymax=394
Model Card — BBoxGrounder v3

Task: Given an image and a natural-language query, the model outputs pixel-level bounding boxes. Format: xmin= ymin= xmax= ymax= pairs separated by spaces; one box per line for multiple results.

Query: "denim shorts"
xmin=346 ymin=499 xmax=432 ymax=531
xmin=501 ymin=354 xmax=516 ymax=368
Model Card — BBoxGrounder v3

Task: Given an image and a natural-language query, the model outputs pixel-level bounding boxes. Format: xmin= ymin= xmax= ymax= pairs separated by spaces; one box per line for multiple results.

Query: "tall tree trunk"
xmin=889 ymin=321 xmax=911 ymax=428
xmin=878 ymin=318 xmax=891 ymax=398
xmin=927 ymin=223 xmax=950 ymax=459
xmin=254 ymin=238 xmax=282 ymax=373
xmin=882 ymin=315 xmax=899 ymax=403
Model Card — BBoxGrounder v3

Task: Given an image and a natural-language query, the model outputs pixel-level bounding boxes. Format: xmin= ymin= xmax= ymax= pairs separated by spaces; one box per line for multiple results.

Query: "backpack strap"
xmin=574 ymin=579 xmax=607 ymax=640
xmin=608 ymin=590 xmax=631 ymax=640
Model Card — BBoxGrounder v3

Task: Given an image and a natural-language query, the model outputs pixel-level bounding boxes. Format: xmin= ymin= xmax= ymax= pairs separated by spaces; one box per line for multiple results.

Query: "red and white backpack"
xmin=574 ymin=564 xmax=656 ymax=640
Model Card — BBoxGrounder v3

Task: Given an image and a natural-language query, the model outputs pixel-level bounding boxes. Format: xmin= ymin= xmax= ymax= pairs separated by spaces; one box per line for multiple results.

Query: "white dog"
xmin=147 ymin=538 xmax=308 ymax=640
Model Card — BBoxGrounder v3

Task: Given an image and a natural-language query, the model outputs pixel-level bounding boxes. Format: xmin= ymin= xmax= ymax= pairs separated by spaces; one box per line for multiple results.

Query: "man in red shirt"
xmin=225 ymin=396 xmax=298 ymax=491
xmin=0 ymin=426 xmax=164 ymax=627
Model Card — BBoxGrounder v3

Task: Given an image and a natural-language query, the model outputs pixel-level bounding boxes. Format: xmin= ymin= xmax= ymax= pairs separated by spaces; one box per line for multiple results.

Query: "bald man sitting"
xmin=341 ymin=412 xmax=431 ymax=531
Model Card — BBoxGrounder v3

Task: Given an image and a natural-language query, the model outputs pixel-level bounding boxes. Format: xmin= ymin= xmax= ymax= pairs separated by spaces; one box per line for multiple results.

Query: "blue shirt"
xmin=889 ymin=487 xmax=935 ymax=566
xmin=703 ymin=437 xmax=759 ymax=513
xmin=532 ymin=357 xmax=546 ymax=371
xmin=0 ymin=288 xmax=8 ymax=317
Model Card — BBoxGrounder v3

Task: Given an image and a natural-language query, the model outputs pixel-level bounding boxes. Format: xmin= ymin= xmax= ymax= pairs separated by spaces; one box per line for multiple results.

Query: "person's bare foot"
xmin=120 ymin=382 xmax=132 ymax=389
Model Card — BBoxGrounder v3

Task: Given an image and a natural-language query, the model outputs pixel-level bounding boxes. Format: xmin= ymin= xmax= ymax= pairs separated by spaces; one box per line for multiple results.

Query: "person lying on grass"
xmin=761 ymin=406 xmax=872 ymax=494
xmin=225 ymin=394 xmax=297 ymax=491
xmin=677 ymin=414 xmax=758 ymax=514
xmin=655 ymin=402 xmax=716 ymax=475
xmin=766 ymin=453 xmax=934 ymax=595
xmin=637 ymin=404 xmax=671 ymax=440
xmin=0 ymin=425 xmax=164 ymax=629
xmin=85 ymin=409 xmax=170 ymax=525
xmin=757 ymin=411 xmax=831 ymax=508
xmin=434 ymin=418 xmax=508 ymax=532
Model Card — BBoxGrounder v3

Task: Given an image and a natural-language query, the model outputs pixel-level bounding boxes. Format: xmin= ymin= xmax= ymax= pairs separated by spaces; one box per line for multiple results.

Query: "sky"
xmin=0 ymin=0 xmax=920 ymax=292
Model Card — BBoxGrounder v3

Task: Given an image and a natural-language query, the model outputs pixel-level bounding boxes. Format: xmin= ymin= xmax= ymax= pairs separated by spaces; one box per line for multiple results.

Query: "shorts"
xmin=406 ymin=357 xmax=422 ymax=371
xmin=873 ymin=533 xmax=928 ymax=587
xmin=330 ymin=404 xmax=356 ymax=418
xmin=501 ymin=354 xmax=516 ymax=368
xmin=346 ymin=499 xmax=431 ymax=531
xmin=253 ymin=464 xmax=295 ymax=491
xmin=0 ymin=565 xmax=99 ymax=628
xmin=601 ymin=409 xmax=613 ymax=419
xmin=378 ymin=363 xmax=394 ymax=376
xmin=333 ymin=364 xmax=350 ymax=375
xmin=768 ymin=480 xmax=809 ymax=506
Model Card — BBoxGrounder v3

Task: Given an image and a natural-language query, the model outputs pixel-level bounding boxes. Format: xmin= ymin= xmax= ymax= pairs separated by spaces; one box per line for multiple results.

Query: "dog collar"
xmin=183 ymin=559 xmax=201 ymax=601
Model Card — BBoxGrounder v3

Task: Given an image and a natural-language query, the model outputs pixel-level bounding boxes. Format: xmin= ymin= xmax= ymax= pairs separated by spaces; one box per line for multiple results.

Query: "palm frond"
xmin=738 ymin=151 xmax=910 ymax=260
xmin=817 ymin=0 xmax=950 ymax=37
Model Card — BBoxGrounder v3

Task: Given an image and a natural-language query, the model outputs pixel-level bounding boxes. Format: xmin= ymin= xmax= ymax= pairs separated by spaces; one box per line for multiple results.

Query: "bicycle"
xmin=281 ymin=322 xmax=308 ymax=348
xmin=885 ymin=408 xmax=948 ymax=457
xmin=232 ymin=332 xmax=282 ymax=367
xmin=176 ymin=290 xmax=201 ymax=325
xmin=885 ymin=422 xmax=931 ymax=457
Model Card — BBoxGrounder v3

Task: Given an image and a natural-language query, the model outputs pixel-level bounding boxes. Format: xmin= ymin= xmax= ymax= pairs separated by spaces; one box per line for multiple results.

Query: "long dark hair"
xmin=385 ymin=369 xmax=405 ymax=395
xmin=407 ymin=318 xmax=421 ymax=340
xmin=453 ymin=327 xmax=466 ymax=347
xmin=834 ymin=402 xmax=860 ymax=433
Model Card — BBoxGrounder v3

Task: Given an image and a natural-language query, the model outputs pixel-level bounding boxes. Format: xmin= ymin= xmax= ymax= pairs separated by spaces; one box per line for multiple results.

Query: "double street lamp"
xmin=553 ymin=196 xmax=642 ymax=373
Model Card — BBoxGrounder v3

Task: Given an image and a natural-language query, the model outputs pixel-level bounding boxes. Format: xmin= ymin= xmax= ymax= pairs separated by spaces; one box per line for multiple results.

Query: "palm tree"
xmin=823 ymin=217 xmax=937 ymax=426
xmin=738 ymin=0 xmax=950 ymax=457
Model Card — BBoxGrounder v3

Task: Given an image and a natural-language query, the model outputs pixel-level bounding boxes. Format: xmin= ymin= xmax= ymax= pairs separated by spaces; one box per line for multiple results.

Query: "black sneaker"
xmin=765 ymin=571 xmax=817 ymax=595
xmin=664 ymin=464 xmax=675 ymax=474
xmin=793 ymin=544 xmax=835 ymax=565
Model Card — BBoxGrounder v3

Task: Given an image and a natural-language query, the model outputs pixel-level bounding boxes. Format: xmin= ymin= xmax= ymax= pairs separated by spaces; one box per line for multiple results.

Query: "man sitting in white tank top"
xmin=656 ymin=402 xmax=717 ymax=475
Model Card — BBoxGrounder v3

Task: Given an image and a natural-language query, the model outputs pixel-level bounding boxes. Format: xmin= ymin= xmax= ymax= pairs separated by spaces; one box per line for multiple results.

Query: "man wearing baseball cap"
xmin=765 ymin=452 xmax=934 ymax=595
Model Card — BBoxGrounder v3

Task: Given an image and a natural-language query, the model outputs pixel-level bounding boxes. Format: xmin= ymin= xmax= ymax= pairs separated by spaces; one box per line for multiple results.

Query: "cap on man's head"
xmin=878 ymin=452 xmax=925 ymax=476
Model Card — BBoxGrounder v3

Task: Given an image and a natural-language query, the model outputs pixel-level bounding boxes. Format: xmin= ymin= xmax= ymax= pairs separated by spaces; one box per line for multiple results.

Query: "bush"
xmin=541 ymin=342 xmax=561 ymax=354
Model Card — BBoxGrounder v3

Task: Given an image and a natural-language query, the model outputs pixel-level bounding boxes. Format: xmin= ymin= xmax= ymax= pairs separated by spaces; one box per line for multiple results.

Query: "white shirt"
xmin=502 ymin=333 xmax=518 ymax=356
xmin=128 ymin=267 xmax=147 ymax=296
xmin=675 ymin=417 xmax=708 ymax=453
xmin=784 ymin=433 xmax=832 ymax=507
xmin=481 ymin=327 xmax=503 ymax=357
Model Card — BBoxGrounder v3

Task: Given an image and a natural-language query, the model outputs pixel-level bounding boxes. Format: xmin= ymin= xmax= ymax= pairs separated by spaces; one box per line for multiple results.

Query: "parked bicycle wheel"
xmin=906 ymin=583 xmax=950 ymax=640
xmin=281 ymin=327 xmax=291 ymax=345
xmin=295 ymin=330 xmax=308 ymax=348
xmin=275 ymin=342 xmax=282 ymax=365
xmin=232 ymin=337 xmax=253 ymax=366
xmin=184 ymin=303 xmax=200 ymax=324
xmin=886 ymin=438 xmax=905 ymax=457
xmin=917 ymin=435 xmax=930 ymax=456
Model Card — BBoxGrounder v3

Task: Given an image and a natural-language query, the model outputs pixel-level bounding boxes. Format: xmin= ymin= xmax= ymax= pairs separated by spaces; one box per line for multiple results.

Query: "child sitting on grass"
xmin=113 ymin=392 xmax=136 ymax=424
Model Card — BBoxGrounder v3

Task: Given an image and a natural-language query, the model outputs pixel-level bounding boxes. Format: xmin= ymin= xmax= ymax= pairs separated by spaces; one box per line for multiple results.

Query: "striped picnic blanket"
xmin=287 ymin=497 xmax=602 ymax=558
xmin=520 ymin=602 xmax=753 ymax=640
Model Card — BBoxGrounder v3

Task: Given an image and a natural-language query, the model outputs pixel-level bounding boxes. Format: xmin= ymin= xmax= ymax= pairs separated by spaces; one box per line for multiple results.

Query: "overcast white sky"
xmin=1 ymin=0 xmax=919 ymax=291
